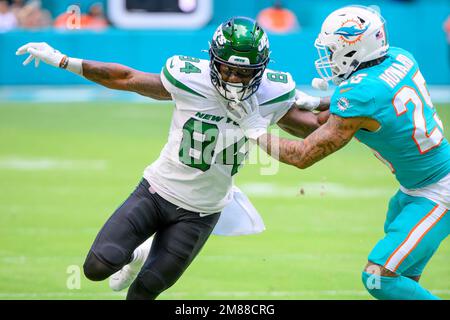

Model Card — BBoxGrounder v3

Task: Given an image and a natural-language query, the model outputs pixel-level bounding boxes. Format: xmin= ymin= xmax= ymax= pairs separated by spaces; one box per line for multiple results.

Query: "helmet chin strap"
xmin=332 ymin=58 xmax=360 ymax=84
xmin=342 ymin=59 xmax=360 ymax=80
xmin=341 ymin=46 xmax=367 ymax=80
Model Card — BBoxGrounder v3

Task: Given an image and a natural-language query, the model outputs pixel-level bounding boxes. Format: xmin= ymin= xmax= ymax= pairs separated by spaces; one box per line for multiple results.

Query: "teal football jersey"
xmin=330 ymin=47 xmax=450 ymax=189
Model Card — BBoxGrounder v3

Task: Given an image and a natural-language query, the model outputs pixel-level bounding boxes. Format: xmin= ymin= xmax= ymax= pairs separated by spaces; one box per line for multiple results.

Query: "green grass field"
xmin=0 ymin=101 xmax=449 ymax=300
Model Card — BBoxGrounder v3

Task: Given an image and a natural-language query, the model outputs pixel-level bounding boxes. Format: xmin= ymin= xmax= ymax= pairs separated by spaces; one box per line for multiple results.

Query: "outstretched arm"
xmin=82 ymin=61 xmax=171 ymax=99
xmin=259 ymin=114 xmax=365 ymax=169
xmin=225 ymin=96 xmax=370 ymax=169
xmin=16 ymin=42 xmax=171 ymax=100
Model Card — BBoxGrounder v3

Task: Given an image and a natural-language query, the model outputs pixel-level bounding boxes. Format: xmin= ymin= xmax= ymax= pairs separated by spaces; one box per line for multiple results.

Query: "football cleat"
xmin=109 ymin=237 xmax=153 ymax=292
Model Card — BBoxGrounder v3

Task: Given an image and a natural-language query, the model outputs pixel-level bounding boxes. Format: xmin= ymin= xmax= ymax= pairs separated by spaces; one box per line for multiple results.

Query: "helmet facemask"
xmin=209 ymin=51 xmax=267 ymax=101
xmin=314 ymin=39 xmax=342 ymax=84
xmin=315 ymin=38 xmax=361 ymax=85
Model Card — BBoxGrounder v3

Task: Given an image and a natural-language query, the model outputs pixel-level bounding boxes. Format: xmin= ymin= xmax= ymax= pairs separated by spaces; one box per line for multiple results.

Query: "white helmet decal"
xmin=228 ymin=55 xmax=250 ymax=65
xmin=258 ymin=33 xmax=269 ymax=52
xmin=213 ymin=27 xmax=226 ymax=46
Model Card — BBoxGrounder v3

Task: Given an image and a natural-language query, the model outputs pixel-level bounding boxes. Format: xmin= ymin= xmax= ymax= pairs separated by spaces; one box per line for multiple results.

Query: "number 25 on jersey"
xmin=392 ymin=70 xmax=444 ymax=154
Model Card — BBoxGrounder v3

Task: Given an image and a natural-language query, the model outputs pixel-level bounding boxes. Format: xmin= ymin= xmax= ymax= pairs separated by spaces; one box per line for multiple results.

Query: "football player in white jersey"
xmin=17 ymin=17 xmax=329 ymax=299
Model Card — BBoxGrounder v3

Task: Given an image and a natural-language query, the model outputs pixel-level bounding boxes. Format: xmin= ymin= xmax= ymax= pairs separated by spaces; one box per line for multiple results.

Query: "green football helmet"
xmin=209 ymin=17 xmax=270 ymax=101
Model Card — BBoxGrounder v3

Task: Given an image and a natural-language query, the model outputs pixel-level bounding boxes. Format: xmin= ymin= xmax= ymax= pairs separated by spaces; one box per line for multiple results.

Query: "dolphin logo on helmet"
xmin=335 ymin=22 xmax=371 ymax=40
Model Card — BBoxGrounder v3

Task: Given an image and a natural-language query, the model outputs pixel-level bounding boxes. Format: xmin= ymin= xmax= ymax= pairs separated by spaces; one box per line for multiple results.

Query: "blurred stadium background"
xmin=0 ymin=0 xmax=449 ymax=299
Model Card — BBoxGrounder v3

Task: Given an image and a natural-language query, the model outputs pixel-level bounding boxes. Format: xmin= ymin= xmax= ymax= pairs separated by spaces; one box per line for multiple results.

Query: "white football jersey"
xmin=144 ymin=55 xmax=296 ymax=213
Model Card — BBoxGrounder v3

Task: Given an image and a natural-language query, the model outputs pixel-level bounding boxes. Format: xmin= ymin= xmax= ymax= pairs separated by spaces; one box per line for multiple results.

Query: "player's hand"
xmin=294 ymin=89 xmax=321 ymax=111
xmin=317 ymin=110 xmax=330 ymax=125
xmin=226 ymin=95 xmax=269 ymax=141
xmin=16 ymin=42 xmax=66 ymax=68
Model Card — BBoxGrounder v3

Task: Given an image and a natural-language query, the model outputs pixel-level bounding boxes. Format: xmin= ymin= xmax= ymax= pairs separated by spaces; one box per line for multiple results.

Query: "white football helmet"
xmin=314 ymin=5 xmax=389 ymax=85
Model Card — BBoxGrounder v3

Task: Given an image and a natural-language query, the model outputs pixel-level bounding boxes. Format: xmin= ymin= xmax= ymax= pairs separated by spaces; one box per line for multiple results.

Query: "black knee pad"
xmin=126 ymin=270 xmax=168 ymax=300
xmin=83 ymin=251 xmax=118 ymax=281
xmin=95 ymin=242 xmax=132 ymax=267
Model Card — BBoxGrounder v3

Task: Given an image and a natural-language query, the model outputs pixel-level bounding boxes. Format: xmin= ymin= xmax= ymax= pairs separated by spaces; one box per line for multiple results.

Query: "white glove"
xmin=16 ymin=42 xmax=65 ymax=68
xmin=226 ymin=95 xmax=269 ymax=141
xmin=16 ymin=42 xmax=83 ymax=75
xmin=294 ymin=89 xmax=321 ymax=111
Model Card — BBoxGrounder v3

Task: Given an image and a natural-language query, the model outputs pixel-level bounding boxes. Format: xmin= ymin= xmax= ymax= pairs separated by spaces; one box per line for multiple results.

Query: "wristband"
xmin=61 ymin=57 xmax=83 ymax=76
xmin=59 ymin=55 xmax=69 ymax=69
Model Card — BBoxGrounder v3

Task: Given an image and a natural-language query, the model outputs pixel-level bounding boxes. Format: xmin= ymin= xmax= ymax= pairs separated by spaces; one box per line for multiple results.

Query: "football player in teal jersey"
xmin=230 ymin=6 xmax=450 ymax=300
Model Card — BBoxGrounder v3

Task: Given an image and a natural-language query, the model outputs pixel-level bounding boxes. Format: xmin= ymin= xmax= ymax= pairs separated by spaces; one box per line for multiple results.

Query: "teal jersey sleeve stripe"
xmin=260 ymin=88 xmax=296 ymax=106
xmin=162 ymin=66 xmax=207 ymax=99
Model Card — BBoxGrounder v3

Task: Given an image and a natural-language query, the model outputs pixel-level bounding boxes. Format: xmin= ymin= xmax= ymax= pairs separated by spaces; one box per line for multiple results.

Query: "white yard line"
xmin=239 ymin=182 xmax=394 ymax=199
xmin=0 ymin=156 xmax=107 ymax=171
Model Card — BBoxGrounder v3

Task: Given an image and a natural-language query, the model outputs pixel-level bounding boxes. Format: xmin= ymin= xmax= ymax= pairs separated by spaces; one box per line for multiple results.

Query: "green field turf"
xmin=0 ymin=101 xmax=449 ymax=300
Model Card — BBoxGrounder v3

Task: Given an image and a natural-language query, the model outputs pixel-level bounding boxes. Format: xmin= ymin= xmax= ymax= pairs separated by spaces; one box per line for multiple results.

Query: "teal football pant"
xmin=369 ymin=190 xmax=449 ymax=276
xmin=364 ymin=190 xmax=449 ymax=299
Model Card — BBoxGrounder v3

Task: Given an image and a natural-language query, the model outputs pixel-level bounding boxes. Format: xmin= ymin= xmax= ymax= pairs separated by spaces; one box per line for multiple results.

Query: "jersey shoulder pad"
xmin=257 ymin=69 xmax=297 ymax=124
xmin=161 ymin=55 xmax=214 ymax=99
xmin=257 ymin=68 xmax=296 ymax=107
xmin=389 ymin=46 xmax=418 ymax=66
xmin=330 ymin=72 xmax=380 ymax=119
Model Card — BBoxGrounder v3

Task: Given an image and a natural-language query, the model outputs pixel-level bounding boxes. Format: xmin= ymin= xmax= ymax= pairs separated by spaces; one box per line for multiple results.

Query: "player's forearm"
xmin=257 ymin=134 xmax=320 ymax=169
xmin=278 ymin=110 xmax=320 ymax=139
xmin=82 ymin=60 xmax=171 ymax=100
xmin=278 ymin=107 xmax=328 ymax=139
xmin=259 ymin=116 xmax=354 ymax=169
xmin=81 ymin=60 xmax=132 ymax=89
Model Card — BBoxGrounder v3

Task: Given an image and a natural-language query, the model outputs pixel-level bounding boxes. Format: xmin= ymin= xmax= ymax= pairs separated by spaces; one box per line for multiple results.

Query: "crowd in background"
xmin=0 ymin=0 xmax=109 ymax=32
xmin=0 ymin=0 xmax=444 ymax=37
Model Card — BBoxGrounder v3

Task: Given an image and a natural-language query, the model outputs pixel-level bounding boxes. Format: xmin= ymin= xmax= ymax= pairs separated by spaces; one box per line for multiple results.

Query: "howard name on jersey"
xmin=144 ymin=55 xmax=296 ymax=214
xmin=330 ymin=47 xmax=450 ymax=189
